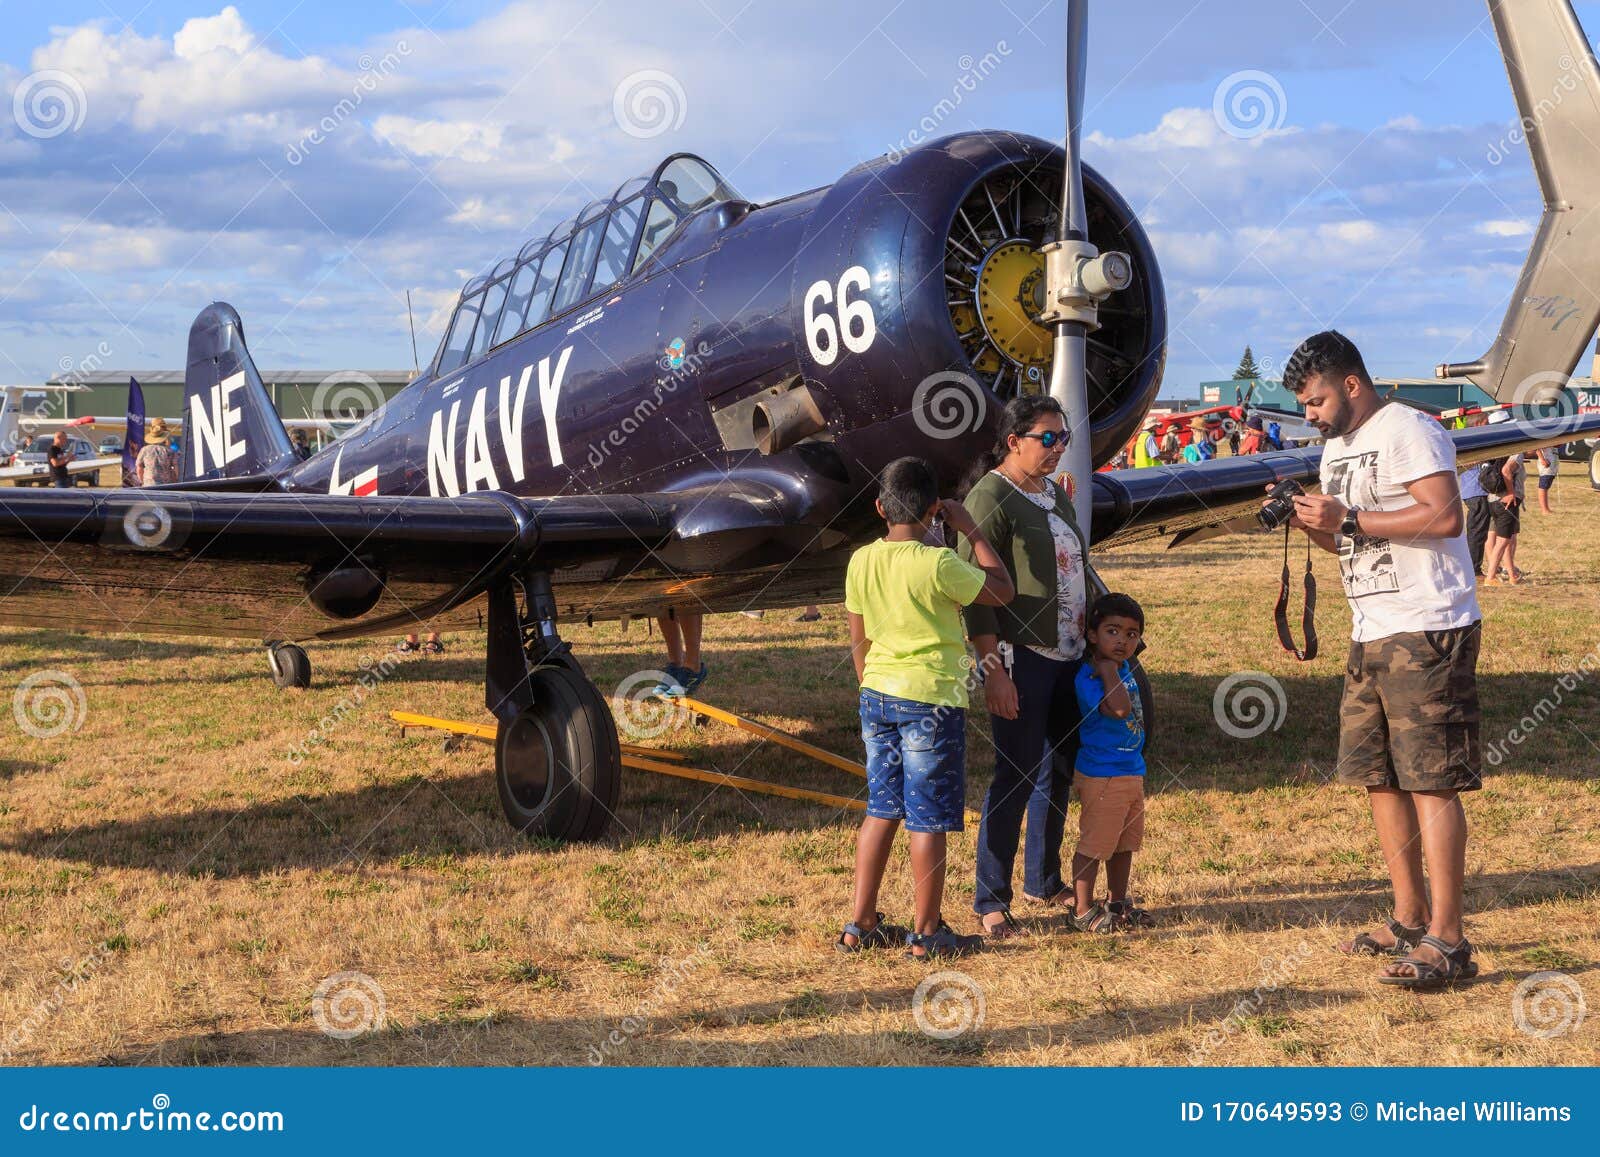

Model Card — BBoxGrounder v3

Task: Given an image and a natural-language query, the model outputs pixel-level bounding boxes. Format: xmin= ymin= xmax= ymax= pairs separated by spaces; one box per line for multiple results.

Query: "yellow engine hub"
xmin=976 ymin=241 xmax=1053 ymax=370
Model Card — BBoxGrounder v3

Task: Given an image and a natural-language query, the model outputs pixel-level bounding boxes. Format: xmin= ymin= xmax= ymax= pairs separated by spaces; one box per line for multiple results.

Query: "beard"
xmin=1315 ymin=396 xmax=1354 ymax=438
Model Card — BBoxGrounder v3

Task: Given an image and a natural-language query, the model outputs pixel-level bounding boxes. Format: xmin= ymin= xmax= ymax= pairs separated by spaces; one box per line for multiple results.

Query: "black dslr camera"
xmin=1258 ymin=478 xmax=1305 ymax=531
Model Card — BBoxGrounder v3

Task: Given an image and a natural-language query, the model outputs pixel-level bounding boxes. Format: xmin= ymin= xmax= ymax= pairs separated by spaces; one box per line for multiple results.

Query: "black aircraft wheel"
xmin=268 ymin=643 xmax=311 ymax=689
xmin=494 ymin=666 xmax=620 ymax=842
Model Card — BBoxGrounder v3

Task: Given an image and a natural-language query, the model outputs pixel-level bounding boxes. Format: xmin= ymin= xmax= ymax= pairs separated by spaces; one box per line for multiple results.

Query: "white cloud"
xmin=373 ymin=117 xmax=506 ymax=164
xmin=1477 ymin=218 xmax=1533 ymax=236
xmin=173 ymin=7 xmax=255 ymax=60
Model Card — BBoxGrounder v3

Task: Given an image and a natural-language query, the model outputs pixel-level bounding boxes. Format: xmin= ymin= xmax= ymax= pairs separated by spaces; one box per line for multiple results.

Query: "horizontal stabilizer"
xmin=1438 ymin=0 xmax=1600 ymax=404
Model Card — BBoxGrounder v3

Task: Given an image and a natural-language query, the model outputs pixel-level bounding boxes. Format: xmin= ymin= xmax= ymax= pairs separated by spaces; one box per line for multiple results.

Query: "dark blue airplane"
xmin=1 ymin=124 xmax=1594 ymax=840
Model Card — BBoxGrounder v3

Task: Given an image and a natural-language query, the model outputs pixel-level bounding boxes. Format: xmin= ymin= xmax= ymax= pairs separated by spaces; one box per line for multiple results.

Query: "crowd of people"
xmin=1121 ymin=412 xmax=1286 ymax=469
xmin=1460 ymin=410 xmax=1566 ymax=587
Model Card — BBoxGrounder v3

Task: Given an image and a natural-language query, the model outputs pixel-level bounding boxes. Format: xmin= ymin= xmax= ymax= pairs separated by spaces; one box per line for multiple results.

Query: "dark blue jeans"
xmin=974 ymin=645 xmax=1083 ymax=914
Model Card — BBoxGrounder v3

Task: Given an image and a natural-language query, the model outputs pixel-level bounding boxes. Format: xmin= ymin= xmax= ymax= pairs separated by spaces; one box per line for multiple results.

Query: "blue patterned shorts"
xmin=859 ymin=690 xmax=966 ymax=834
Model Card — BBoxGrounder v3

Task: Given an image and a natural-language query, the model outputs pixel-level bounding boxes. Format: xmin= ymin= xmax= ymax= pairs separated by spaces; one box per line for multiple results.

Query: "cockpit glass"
xmin=494 ymin=258 xmax=541 ymax=346
xmin=633 ymin=198 xmax=679 ymax=272
xmin=592 ymin=197 xmax=643 ymax=294
xmin=522 ymin=240 xmax=566 ymax=333
xmin=467 ymin=278 xmax=509 ymax=362
xmin=436 ymin=293 xmax=482 ymax=374
xmin=551 ymin=217 xmax=606 ymax=315
xmin=655 ymin=157 xmax=739 ymax=215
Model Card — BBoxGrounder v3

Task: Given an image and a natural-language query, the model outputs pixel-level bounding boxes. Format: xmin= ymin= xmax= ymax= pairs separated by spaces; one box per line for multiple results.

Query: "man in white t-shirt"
xmin=1281 ymin=331 xmax=1482 ymax=991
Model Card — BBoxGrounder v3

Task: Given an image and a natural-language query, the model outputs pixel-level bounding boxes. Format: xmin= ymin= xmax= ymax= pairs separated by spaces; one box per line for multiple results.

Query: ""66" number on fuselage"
xmin=803 ymin=265 xmax=877 ymax=367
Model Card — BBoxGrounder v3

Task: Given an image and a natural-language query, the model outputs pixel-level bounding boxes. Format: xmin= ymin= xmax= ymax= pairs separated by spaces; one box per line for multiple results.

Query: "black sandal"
xmin=1341 ymin=917 xmax=1427 ymax=957
xmin=906 ymin=920 xmax=984 ymax=960
xmin=835 ymin=913 xmax=908 ymax=953
xmin=1377 ymin=935 xmax=1479 ymax=990
xmin=1107 ymin=899 xmax=1156 ymax=928
xmin=1068 ymin=903 xmax=1120 ymax=933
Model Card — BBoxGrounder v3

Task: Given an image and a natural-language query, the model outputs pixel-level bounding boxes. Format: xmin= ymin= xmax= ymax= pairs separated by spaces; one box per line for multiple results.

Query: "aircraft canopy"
xmin=434 ymin=155 xmax=741 ymax=377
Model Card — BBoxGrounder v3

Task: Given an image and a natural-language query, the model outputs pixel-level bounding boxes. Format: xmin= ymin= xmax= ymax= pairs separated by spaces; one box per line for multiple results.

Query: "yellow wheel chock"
xmin=391 ymin=697 xmax=872 ymax=814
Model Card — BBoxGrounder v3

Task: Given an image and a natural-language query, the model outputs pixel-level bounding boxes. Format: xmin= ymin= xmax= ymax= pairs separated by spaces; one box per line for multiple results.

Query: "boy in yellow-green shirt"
xmin=838 ymin=457 xmax=1014 ymax=960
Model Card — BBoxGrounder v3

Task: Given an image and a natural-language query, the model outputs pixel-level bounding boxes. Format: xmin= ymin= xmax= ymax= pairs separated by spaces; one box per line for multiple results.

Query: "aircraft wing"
xmin=1090 ymin=412 xmax=1600 ymax=550
xmin=0 ymin=479 xmax=795 ymax=640
xmin=0 ymin=456 xmax=120 ymax=483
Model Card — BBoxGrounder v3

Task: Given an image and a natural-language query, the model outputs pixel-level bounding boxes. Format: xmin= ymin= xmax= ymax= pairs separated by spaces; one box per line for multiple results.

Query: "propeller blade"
xmin=1050 ymin=0 xmax=1094 ymax=532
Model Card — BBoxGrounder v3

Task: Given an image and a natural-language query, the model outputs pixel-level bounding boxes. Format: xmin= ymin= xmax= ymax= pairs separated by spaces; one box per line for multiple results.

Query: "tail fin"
xmin=1437 ymin=0 xmax=1600 ymax=405
xmin=182 ymin=302 xmax=298 ymax=482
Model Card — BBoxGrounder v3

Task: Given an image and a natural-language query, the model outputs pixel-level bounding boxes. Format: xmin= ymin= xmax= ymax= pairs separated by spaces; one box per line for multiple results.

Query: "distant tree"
xmin=1232 ymin=346 xmax=1262 ymax=380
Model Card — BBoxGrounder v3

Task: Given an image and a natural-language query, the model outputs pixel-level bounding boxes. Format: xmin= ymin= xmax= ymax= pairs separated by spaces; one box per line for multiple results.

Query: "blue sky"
xmin=2 ymin=0 xmax=1597 ymax=395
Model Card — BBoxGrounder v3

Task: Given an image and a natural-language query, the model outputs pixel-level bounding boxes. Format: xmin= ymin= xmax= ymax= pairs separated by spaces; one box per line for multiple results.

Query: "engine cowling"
xmin=934 ymin=142 xmax=1166 ymax=468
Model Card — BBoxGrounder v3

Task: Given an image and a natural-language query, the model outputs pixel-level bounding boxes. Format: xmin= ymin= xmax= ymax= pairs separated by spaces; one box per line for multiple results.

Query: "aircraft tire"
xmin=564 ymin=672 xmax=622 ymax=842
xmin=269 ymin=643 xmax=312 ymax=689
xmin=1590 ymin=449 xmax=1600 ymax=491
xmin=495 ymin=665 xmax=619 ymax=842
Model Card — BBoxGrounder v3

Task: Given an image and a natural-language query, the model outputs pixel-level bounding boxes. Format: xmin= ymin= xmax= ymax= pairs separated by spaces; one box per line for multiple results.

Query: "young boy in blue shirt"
xmin=1069 ymin=593 xmax=1155 ymax=932
xmin=838 ymin=457 xmax=1014 ymax=960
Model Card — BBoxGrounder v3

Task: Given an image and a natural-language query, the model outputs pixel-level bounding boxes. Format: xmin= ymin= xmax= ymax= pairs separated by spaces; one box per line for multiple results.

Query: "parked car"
xmin=11 ymin=434 xmax=99 ymax=483
xmin=98 ymin=435 xmax=124 ymax=455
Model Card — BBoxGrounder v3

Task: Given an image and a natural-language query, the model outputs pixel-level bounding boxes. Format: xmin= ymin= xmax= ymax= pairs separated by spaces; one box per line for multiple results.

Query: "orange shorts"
xmin=1074 ymin=772 xmax=1145 ymax=859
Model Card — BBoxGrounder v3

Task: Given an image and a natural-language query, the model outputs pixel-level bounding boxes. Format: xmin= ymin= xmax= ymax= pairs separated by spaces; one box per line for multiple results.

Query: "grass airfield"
xmin=0 ymin=465 xmax=1596 ymax=1066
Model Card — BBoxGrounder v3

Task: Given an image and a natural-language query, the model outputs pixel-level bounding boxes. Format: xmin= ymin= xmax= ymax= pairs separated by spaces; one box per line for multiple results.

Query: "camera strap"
xmin=1274 ymin=525 xmax=1318 ymax=661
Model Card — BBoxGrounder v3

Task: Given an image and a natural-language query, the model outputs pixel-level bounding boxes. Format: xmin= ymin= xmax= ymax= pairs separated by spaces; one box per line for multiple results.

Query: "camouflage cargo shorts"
xmin=1337 ymin=623 xmax=1482 ymax=793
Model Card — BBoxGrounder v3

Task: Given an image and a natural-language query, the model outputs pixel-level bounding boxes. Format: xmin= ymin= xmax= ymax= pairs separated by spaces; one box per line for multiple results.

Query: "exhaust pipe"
xmin=752 ymin=386 xmax=826 ymax=455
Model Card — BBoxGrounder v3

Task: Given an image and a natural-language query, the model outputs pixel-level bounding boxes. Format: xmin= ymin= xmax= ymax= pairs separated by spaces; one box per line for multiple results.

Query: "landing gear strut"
xmin=485 ymin=570 xmax=621 ymax=841
xmin=266 ymin=641 xmax=311 ymax=689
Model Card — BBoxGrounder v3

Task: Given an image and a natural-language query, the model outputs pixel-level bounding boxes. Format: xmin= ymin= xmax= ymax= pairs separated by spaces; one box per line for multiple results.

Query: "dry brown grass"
xmin=1 ymin=465 xmax=1596 ymax=1067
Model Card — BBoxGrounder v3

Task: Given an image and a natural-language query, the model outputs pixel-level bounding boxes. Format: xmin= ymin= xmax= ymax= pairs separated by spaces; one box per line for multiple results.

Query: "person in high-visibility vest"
xmin=1132 ymin=419 xmax=1162 ymax=468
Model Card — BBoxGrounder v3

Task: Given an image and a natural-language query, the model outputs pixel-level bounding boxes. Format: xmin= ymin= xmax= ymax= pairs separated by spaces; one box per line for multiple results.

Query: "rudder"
xmin=182 ymin=302 xmax=298 ymax=482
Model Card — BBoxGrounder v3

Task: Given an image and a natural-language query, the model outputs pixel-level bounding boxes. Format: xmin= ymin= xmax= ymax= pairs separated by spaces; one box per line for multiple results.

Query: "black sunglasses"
xmin=1016 ymin=429 xmax=1069 ymax=448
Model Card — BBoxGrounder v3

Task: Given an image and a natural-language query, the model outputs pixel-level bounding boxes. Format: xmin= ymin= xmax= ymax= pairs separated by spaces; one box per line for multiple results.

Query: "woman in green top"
xmin=959 ymin=395 xmax=1090 ymax=935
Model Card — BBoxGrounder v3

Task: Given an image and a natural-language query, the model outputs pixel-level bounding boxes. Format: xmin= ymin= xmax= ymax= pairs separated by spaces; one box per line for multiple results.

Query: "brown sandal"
xmin=1378 ymin=935 xmax=1479 ymax=990
xmin=1340 ymin=918 xmax=1426 ymax=957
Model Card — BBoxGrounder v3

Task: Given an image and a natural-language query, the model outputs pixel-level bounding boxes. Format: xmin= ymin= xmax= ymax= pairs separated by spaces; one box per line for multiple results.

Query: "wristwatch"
xmin=1339 ymin=507 xmax=1361 ymax=538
